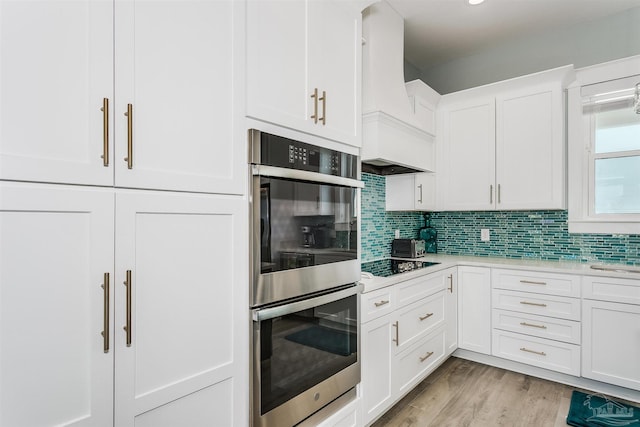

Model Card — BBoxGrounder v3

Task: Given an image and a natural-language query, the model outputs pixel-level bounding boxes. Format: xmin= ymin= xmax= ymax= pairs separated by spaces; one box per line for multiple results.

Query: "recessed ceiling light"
xmin=468 ymin=0 xmax=485 ymax=5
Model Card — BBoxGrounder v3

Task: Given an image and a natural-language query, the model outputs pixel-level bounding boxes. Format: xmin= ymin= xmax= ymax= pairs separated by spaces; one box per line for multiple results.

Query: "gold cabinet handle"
xmin=101 ymin=272 xmax=110 ymax=353
xmin=123 ymin=270 xmax=132 ymax=346
xmin=392 ymin=321 xmax=399 ymax=346
xmin=520 ymin=322 xmax=547 ymax=329
xmin=124 ymin=104 xmax=133 ymax=169
xmin=489 ymin=185 xmax=493 ymax=204
xmin=447 ymin=274 xmax=453 ymax=293
xmin=374 ymin=300 xmax=389 ymax=307
xmin=319 ymin=90 xmax=326 ymax=125
xmin=520 ymin=347 xmax=546 ymax=356
xmin=498 ymin=184 xmax=501 ymax=203
xmin=419 ymin=313 xmax=434 ymax=321
xmin=310 ymin=88 xmax=319 ymax=124
xmin=101 ymin=98 xmax=109 ymax=166
xmin=417 ymin=184 xmax=423 ymax=204
xmin=419 ymin=351 xmax=434 ymax=362
xmin=520 ymin=280 xmax=547 ymax=286
xmin=520 ymin=301 xmax=547 ymax=307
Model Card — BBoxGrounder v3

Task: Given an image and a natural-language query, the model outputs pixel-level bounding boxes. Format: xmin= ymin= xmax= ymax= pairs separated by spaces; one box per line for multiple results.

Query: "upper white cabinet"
xmin=246 ymin=0 xmax=361 ymax=147
xmin=0 ymin=0 xmax=114 ymax=187
xmin=385 ymin=173 xmax=436 ymax=211
xmin=0 ymin=0 xmax=245 ymax=195
xmin=439 ymin=66 xmax=573 ymax=211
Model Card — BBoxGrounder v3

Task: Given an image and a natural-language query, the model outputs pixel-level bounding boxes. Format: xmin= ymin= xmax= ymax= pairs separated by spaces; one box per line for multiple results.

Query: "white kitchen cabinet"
xmin=1 ymin=0 xmax=245 ymax=195
xmin=385 ymin=173 xmax=436 ymax=211
xmin=0 ymin=0 xmax=114 ymax=186
xmin=0 ymin=182 xmax=115 ymax=427
xmin=439 ymin=68 xmax=571 ymax=211
xmin=582 ymin=277 xmax=640 ymax=391
xmin=360 ymin=269 xmax=450 ymax=426
xmin=444 ymin=268 xmax=458 ymax=355
xmin=491 ymin=269 xmax=581 ymax=376
xmin=0 ymin=184 xmax=248 ymax=427
xmin=457 ymin=266 xmax=492 ymax=354
xmin=361 ymin=314 xmax=394 ymax=425
xmin=246 ymin=0 xmax=361 ymax=147
xmin=114 ymin=190 xmax=247 ymax=427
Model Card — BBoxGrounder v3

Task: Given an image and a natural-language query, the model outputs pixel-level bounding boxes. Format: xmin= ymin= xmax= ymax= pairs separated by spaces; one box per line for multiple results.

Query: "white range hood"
xmin=361 ymin=0 xmax=440 ymax=173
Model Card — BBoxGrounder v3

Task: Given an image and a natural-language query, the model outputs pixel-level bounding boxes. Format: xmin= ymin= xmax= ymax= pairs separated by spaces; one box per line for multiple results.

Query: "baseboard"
xmin=452 ymin=349 xmax=640 ymax=404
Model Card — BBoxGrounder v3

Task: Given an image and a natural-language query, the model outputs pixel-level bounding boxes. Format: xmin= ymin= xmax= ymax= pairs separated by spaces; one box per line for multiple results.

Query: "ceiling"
xmin=387 ymin=0 xmax=640 ymax=72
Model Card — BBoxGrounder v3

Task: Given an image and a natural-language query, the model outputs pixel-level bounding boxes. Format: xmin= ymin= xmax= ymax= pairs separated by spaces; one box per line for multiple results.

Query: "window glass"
xmin=594 ymin=156 xmax=640 ymax=214
xmin=595 ymin=108 xmax=640 ymax=154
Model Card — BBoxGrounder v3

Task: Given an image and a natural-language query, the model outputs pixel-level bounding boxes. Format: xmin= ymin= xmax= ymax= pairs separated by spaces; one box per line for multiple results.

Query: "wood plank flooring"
xmin=372 ymin=357 xmax=578 ymax=427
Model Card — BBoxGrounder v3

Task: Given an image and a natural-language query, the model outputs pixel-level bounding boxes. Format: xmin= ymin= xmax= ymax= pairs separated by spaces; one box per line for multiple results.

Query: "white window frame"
xmin=567 ymin=55 xmax=640 ymax=234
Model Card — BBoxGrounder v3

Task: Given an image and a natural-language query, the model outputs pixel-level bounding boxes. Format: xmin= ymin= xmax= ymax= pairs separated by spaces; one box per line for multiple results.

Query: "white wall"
xmin=419 ymin=7 xmax=640 ymax=94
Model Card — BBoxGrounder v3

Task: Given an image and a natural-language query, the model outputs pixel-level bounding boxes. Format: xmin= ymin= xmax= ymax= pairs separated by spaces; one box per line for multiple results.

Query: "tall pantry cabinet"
xmin=0 ymin=1 xmax=248 ymax=426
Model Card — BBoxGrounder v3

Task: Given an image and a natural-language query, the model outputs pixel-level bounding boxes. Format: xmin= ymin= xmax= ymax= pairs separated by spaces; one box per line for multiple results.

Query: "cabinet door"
xmin=444 ymin=268 xmax=458 ymax=355
xmin=115 ymin=0 xmax=245 ymax=194
xmin=308 ymin=0 xmax=361 ymax=147
xmin=440 ymin=98 xmax=496 ymax=211
xmin=361 ymin=315 xmax=394 ymax=426
xmin=458 ymin=266 xmax=492 ymax=354
xmin=582 ymin=299 xmax=640 ymax=391
xmin=246 ymin=0 xmax=308 ymax=132
xmin=114 ymin=190 xmax=247 ymax=427
xmin=415 ymin=173 xmax=436 ymax=211
xmin=0 ymin=182 xmax=114 ymax=426
xmin=496 ymin=84 xmax=564 ymax=209
xmin=385 ymin=173 xmax=436 ymax=212
xmin=0 ymin=0 xmax=113 ymax=186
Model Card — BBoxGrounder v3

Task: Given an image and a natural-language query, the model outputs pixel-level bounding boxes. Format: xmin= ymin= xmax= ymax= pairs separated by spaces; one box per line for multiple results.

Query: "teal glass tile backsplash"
xmin=361 ymin=172 xmax=640 ymax=265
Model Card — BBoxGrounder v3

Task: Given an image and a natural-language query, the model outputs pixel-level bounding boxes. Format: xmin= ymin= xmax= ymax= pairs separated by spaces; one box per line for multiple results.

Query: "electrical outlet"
xmin=481 ymin=228 xmax=490 ymax=242
xmin=394 ymin=229 xmax=400 ymax=239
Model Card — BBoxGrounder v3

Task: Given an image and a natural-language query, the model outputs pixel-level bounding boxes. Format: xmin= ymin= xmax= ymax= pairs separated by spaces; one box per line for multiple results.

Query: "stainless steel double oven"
xmin=249 ymin=130 xmax=363 ymax=427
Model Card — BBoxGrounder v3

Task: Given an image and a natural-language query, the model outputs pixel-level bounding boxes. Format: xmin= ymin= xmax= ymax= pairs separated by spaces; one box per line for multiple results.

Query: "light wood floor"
xmin=372 ymin=357 xmax=580 ymax=427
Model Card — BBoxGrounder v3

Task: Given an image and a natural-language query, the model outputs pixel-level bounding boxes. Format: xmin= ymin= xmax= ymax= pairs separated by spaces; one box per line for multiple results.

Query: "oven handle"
xmin=252 ymin=164 xmax=364 ymax=189
xmin=252 ymin=284 xmax=362 ymax=322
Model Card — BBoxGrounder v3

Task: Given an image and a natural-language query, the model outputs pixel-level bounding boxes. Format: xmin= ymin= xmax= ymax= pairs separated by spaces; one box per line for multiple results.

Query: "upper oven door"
xmin=251 ymin=165 xmax=362 ymax=307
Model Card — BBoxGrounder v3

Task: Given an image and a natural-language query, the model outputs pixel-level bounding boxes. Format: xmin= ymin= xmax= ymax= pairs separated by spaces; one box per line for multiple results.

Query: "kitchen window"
xmin=567 ymin=57 xmax=640 ymax=234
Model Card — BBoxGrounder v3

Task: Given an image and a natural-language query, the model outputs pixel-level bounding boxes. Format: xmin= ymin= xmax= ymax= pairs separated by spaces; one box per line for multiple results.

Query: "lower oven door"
xmin=251 ymin=284 xmax=361 ymax=427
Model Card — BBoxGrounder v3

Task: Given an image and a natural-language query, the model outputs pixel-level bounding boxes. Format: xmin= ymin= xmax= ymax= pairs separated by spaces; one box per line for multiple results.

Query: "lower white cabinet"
xmin=582 ymin=276 xmax=640 ymax=391
xmin=0 ymin=182 xmax=248 ymax=426
xmin=360 ymin=268 xmax=452 ymax=426
xmin=457 ymin=266 xmax=491 ymax=354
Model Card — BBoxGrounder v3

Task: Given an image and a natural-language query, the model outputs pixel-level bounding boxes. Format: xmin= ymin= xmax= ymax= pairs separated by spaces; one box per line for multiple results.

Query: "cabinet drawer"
xmin=396 ymin=291 xmax=444 ymax=353
xmin=583 ymin=276 xmax=640 ymax=305
xmin=492 ymin=289 xmax=580 ymax=321
xmin=361 ymin=287 xmax=395 ymax=323
xmin=492 ymin=330 xmax=580 ymax=376
xmin=396 ymin=272 xmax=446 ymax=308
xmin=395 ymin=328 xmax=445 ymax=395
xmin=492 ymin=309 xmax=581 ymax=344
xmin=492 ymin=269 xmax=580 ymax=297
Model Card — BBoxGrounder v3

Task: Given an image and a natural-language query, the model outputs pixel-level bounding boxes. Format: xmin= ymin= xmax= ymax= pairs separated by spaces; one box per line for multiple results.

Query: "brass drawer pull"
xmin=520 ymin=301 xmax=547 ymax=307
xmin=101 ymin=272 xmax=110 ymax=353
xmin=310 ymin=88 xmax=319 ymax=124
xmin=419 ymin=351 xmax=434 ymax=362
xmin=319 ymin=90 xmax=326 ymax=125
xmin=123 ymin=270 xmax=132 ymax=346
xmin=520 ymin=347 xmax=546 ymax=356
xmin=124 ymin=104 xmax=133 ymax=169
xmin=520 ymin=280 xmax=547 ymax=286
xmin=419 ymin=313 xmax=434 ymax=321
xmin=489 ymin=184 xmax=493 ymax=204
xmin=520 ymin=322 xmax=547 ymax=329
xmin=101 ymin=98 xmax=109 ymax=166
xmin=374 ymin=300 xmax=389 ymax=307
xmin=447 ymin=274 xmax=453 ymax=293
xmin=392 ymin=321 xmax=399 ymax=346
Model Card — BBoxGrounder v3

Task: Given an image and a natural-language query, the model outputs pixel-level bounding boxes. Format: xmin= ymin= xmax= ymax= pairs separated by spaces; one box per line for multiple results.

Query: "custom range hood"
xmin=361 ymin=1 xmax=440 ymax=174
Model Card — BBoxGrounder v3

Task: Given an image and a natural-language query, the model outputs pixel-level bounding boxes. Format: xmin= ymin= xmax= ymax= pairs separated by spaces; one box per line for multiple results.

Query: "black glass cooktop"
xmin=361 ymin=259 xmax=440 ymax=278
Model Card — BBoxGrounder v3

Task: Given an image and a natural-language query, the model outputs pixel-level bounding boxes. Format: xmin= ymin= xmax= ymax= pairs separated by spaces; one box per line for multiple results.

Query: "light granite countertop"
xmin=359 ymin=254 xmax=640 ymax=293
